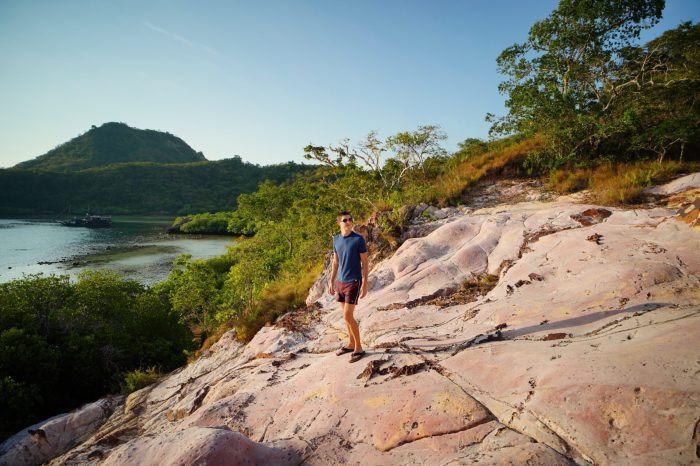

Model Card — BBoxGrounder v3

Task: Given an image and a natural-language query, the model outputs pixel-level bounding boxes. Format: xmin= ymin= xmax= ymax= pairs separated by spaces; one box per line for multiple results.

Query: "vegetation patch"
xmin=275 ymin=302 xmax=323 ymax=336
xmin=377 ymin=274 xmax=499 ymax=311
xmin=0 ymin=271 xmax=193 ymax=440
xmin=0 ymin=156 xmax=314 ymax=216
xmin=120 ymin=367 xmax=162 ymax=395
xmin=430 ymin=136 xmax=543 ymax=206
xmin=547 ymin=161 xmax=700 ymax=205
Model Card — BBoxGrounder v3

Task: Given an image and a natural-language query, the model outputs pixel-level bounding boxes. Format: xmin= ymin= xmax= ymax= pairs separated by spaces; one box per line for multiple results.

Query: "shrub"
xmin=0 ymin=271 xmax=192 ymax=442
xmin=0 ymin=376 xmax=42 ymax=440
xmin=235 ymin=264 xmax=323 ymax=342
xmin=120 ymin=367 xmax=162 ymax=394
xmin=547 ymin=168 xmax=593 ymax=193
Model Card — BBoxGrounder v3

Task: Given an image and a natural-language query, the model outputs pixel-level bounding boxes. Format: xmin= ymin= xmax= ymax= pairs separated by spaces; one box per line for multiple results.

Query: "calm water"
xmin=0 ymin=217 xmax=235 ymax=285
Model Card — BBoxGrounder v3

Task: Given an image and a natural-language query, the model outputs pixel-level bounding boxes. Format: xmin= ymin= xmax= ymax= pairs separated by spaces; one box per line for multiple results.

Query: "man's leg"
xmin=343 ymin=303 xmax=363 ymax=352
xmin=340 ymin=304 xmax=356 ymax=349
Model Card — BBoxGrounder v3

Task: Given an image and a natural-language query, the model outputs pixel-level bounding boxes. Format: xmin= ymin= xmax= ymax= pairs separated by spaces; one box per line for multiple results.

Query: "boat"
xmin=60 ymin=214 xmax=112 ymax=228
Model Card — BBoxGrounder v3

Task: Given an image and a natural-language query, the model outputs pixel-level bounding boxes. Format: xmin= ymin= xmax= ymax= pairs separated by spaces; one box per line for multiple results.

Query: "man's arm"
xmin=328 ymin=252 xmax=339 ymax=295
xmin=359 ymin=251 xmax=369 ymax=298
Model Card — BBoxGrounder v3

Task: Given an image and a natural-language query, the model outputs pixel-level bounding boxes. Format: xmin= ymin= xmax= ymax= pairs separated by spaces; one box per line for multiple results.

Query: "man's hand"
xmin=360 ymin=282 xmax=368 ymax=299
xmin=328 ymin=281 xmax=336 ymax=295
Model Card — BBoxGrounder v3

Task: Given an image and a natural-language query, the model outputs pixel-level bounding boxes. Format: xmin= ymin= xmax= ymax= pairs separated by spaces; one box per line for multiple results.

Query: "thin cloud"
xmin=143 ymin=21 xmax=220 ymax=57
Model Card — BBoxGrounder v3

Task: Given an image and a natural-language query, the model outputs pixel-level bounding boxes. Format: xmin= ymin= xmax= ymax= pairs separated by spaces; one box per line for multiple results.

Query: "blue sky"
xmin=0 ymin=0 xmax=697 ymax=167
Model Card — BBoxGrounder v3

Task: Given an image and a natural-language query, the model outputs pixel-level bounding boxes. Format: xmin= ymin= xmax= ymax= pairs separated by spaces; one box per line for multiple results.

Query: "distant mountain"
xmin=15 ymin=122 xmax=206 ymax=171
xmin=2 ymin=123 xmax=317 ymax=215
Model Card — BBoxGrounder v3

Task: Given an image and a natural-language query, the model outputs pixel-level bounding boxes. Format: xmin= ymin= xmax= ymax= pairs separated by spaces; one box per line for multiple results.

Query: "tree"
xmin=303 ymin=126 xmax=447 ymax=208
xmin=620 ymin=22 xmax=700 ymax=162
xmin=386 ymin=125 xmax=448 ymax=181
xmin=491 ymin=0 xmax=665 ymax=165
xmin=456 ymin=138 xmax=490 ymax=159
xmin=0 ymin=272 xmax=192 ymax=441
xmin=158 ymin=255 xmax=222 ymax=335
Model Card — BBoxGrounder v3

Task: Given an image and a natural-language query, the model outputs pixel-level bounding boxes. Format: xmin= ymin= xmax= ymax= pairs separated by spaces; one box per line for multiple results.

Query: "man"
xmin=328 ymin=211 xmax=369 ymax=363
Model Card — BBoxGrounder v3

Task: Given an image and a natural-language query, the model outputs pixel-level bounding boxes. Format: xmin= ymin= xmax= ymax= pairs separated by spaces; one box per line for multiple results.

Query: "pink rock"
xmin=101 ymin=427 xmax=308 ymax=466
xmin=30 ymin=175 xmax=700 ymax=466
xmin=442 ymin=310 xmax=700 ymax=464
xmin=645 ymin=173 xmax=700 ymax=195
xmin=0 ymin=397 xmax=120 ymax=466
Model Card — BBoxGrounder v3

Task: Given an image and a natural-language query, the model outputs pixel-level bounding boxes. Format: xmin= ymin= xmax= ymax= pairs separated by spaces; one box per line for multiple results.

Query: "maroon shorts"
xmin=336 ymin=280 xmax=361 ymax=305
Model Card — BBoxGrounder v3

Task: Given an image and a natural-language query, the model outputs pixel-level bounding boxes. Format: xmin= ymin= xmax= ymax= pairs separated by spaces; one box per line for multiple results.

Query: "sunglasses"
xmin=340 ymin=217 xmax=353 ymax=223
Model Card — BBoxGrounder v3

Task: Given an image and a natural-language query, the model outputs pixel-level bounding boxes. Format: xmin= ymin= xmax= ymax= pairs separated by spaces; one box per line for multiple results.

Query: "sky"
xmin=0 ymin=0 xmax=698 ymax=168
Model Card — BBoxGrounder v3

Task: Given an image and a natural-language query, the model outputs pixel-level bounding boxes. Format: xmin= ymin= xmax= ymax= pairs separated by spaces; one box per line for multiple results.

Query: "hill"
xmin=0 ymin=157 xmax=313 ymax=216
xmin=14 ymin=122 xmax=206 ymax=172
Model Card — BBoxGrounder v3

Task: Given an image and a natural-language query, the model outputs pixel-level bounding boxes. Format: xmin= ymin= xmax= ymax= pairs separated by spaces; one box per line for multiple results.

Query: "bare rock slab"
xmin=0 ymin=397 xmax=121 ymax=466
xmin=101 ymin=427 xmax=308 ymax=466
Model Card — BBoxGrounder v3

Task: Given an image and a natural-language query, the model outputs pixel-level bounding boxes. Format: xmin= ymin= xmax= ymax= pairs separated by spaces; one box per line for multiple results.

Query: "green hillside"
xmin=15 ymin=122 xmax=206 ymax=171
xmin=0 ymin=157 xmax=313 ymax=216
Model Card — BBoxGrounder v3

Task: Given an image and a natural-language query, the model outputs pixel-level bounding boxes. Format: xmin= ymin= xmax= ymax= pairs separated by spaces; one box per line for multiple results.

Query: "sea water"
xmin=0 ymin=217 xmax=234 ymax=285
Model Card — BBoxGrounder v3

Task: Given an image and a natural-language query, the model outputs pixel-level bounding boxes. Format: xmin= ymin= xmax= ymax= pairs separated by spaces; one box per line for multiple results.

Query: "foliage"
xmin=456 ymin=138 xmax=490 ymax=160
xmin=430 ymin=136 xmax=543 ymax=205
xmin=0 ymin=271 xmax=193 ymax=441
xmin=0 ymin=157 xmax=314 ymax=215
xmin=153 ymin=255 xmax=231 ymax=337
xmin=15 ymin=122 xmax=206 ymax=172
xmin=489 ymin=0 xmax=700 ymax=168
xmin=176 ymin=212 xmax=237 ymax=235
xmin=492 ymin=0 xmax=665 ymax=138
xmin=235 ymin=264 xmax=324 ymax=341
xmin=620 ymin=22 xmax=700 ymax=162
xmin=303 ymin=126 xmax=448 ymax=210
xmin=120 ymin=366 xmax=162 ymax=394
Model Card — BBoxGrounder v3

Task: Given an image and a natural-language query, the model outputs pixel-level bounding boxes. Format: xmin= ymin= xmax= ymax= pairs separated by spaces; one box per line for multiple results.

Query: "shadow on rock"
xmin=501 ymin=303 xmax=670 ymax=339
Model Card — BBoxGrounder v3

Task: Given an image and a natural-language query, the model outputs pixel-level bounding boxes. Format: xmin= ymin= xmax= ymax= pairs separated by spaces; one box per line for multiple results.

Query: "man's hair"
xmin=337 ymin=211 xmax=351 ymax=220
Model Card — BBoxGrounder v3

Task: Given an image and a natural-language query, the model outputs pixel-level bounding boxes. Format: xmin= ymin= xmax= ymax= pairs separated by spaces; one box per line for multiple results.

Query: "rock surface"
xmin=3 ymin=176 xmax=699 ymax=466
xmin=0 ymin=397 xmax=121 ymax=466
xmin=645 ymin=172 xmax=700 ymax=195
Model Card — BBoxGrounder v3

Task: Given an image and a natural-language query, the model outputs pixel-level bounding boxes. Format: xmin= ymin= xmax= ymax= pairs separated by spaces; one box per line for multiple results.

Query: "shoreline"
xmin=1 ymin=218 xmax=235 ymax=285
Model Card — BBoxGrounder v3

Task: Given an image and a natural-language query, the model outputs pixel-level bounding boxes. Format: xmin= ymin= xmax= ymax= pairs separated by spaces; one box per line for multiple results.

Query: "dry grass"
xmin=187 ymin=325 xmax=229 ymax=362
xmin=372 ymin=198 xmax=393 ymax=212
xmin=547 ymin=160 xmax=699 ymax=205
xmin=235 ymin=263 xmax=324 ymax=342
xmin=431 ymin=135 xmax=543 ymax=206
xmin=546 ymin=168 xmax=592 ymax=193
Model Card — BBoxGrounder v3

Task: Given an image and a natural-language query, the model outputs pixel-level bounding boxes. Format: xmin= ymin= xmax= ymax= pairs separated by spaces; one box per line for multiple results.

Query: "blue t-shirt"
xmin=333 ymin=231 xmax=367 ymax=283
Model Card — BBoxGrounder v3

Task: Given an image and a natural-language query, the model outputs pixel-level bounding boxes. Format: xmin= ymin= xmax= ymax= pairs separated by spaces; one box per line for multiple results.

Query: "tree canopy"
xmin=489 ymin=0 xmax=698 ymax=169
xmin=0 ymin=271 xmax=193 ymax=441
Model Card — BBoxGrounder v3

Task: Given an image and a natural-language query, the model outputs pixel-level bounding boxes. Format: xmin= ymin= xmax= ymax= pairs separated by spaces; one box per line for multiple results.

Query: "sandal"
xmin=349 ymin=351 xmax=366 ymax=363
xmin=335 ymin=346 xmax=353 ymax=356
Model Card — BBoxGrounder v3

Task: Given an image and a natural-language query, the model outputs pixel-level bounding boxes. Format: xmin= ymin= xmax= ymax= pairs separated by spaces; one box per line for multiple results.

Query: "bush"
xmin=0 ymin=271 xmax=193 ymax=441
xmin=234 ymin=264 xmax=323 ymax=342
xmin=179 ymin=212 xmax=235 ymax=234
xmin=120 ymin=367 xmax=162 ymax=394
xmin=0 ymin=376 xmax=42 ymax=440
xmin=547 ymin=168 xmax=592 ymax=193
